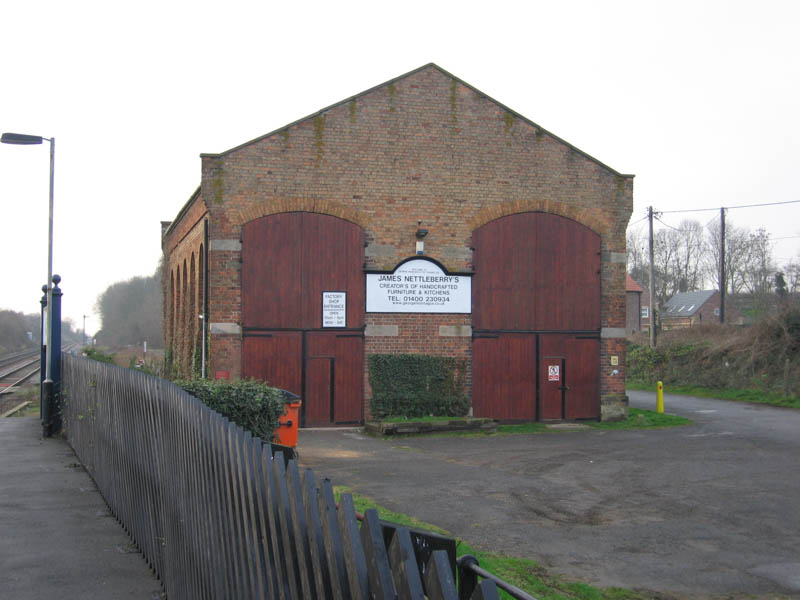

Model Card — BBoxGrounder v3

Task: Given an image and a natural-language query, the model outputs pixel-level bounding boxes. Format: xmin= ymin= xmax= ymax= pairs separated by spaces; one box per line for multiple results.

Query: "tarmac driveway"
xmin=298 ymin=391 xmax=800 ymax=598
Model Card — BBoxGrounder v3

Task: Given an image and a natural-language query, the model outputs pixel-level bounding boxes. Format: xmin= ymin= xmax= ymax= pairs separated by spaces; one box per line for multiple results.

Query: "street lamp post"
xmin=2 ymin=132 xmax=56 ymax=436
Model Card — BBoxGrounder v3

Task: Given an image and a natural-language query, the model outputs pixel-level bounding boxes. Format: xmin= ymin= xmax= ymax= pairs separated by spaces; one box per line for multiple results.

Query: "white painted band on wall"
xmin=365 ymin=324 xmax=399 ymax=337
xmin=209 ymin=323 xmax=242 ymax=335
xmin=210 ymin=239 xmax=242 ymax=251
xmin=439 ymin=325 xmax=472 ymax=337
xmin=601 ymin=327 xmax=627 ymax=338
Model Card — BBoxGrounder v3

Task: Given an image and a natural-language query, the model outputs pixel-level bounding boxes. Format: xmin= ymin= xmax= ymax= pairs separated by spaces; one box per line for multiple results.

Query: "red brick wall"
xmin=166 ymin=64 xmax=634 ymax=419
xmin=162 ymin=192 xmax=207 ymax=378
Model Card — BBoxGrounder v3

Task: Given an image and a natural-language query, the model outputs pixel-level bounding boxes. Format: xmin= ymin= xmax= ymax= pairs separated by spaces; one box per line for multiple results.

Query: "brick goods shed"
xmin=162 ymin=64 xmax=634 ymax=424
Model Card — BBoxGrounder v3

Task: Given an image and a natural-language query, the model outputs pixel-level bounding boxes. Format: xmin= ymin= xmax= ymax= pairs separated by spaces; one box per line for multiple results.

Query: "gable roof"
xmin=626 ymin=274 xmax=644 ymax=293
xmin=663 ymin=290 xmax=717 ymax=318
xmin=200 ymin=63 xmax=634 ymax=179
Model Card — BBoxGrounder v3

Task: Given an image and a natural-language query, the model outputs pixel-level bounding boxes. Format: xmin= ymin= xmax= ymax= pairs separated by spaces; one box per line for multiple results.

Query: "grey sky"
xmin=2 ymin=0 xmax=798 ymax=337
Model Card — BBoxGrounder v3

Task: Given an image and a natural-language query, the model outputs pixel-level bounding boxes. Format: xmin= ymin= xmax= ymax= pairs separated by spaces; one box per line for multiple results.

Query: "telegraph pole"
xmin=648 ymin=206 xmax=656 ymax=348
xmin=719 ymin=207 xmax=726 ymax=324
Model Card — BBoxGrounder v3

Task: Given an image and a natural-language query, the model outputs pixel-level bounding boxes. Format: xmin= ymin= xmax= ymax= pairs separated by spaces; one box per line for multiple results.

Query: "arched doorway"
xmin=240 ymin=212 xmax=365 ymax=426
xmin=472 ymin=212 xmax=601 ymax=420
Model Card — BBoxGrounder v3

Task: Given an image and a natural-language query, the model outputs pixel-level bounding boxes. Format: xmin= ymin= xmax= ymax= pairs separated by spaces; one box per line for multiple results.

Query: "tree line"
xmin=627 ymin=218 xmax=799 ymax=308
xmin=0 ymin=309 xmax=84 ymax=355
xmin=94 ymin=263 xmax=163 ymax=348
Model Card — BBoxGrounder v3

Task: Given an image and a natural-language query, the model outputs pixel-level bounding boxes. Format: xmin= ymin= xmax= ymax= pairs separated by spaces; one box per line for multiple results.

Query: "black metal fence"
xmin=61 ymin=355 xmax=525 ymax=600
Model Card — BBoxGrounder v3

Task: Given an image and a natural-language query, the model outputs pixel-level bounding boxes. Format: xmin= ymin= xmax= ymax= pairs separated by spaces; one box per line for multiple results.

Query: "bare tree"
xmin=668 ymin=220 xmax=706 ymax=293
xmin=649 ymin=219 xmax=707 ymax=304
xmin=626 ymin=227 xmax=649 ymax=287
xmin=741 ymin=228 xmax=775 ymax=295
xmin=783 ymin=259 xmax=800 ymax=294
xmin=705 ymin=219 xmax=751 ymax=294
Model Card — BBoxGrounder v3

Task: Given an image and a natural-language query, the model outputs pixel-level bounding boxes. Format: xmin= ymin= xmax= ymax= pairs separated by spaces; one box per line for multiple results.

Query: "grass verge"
xmin=374 ymin=408 xmax=689 ymax=439
xmin=333 ymin=486 xmax=648 ymax=600
xmin=627 ymin=381 xmax=800 ymax=410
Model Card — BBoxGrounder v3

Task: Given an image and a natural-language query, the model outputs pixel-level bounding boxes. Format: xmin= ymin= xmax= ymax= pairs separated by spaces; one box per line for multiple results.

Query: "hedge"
xmin=176 ymin=378 xmax=287 ymax=442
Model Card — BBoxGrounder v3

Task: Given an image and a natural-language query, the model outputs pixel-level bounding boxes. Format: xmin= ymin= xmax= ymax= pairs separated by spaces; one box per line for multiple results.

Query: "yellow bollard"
xmin=656 ymin=381 xmax=664 ymax=413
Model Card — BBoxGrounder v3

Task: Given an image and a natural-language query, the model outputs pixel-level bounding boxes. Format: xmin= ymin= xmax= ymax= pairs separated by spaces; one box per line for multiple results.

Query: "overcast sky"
xmin=2 ymin=0 xmax=798 ymax=337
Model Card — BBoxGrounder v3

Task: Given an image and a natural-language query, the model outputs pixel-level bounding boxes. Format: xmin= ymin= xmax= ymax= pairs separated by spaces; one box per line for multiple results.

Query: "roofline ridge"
xmin=199 ymin=63 xmax=633 ymax=178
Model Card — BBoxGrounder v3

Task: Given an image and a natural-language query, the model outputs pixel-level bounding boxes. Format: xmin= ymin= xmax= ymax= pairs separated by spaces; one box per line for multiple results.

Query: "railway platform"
xmin=0 ymin=416 xmax=162 ymax=599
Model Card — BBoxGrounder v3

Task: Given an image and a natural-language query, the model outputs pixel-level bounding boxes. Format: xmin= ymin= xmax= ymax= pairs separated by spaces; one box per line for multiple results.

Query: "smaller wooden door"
xmin=472 ymin=334 xmax=536 ymax=421
xmin=540 ymin=355 xmax=565 ymax=420
xmin=539 ymin=334 xmax=600 ymax=420
xmin=305 ymin=332 xmax=363 ymax=426
xmin=305 ymin=357 xmax=333 ymax=426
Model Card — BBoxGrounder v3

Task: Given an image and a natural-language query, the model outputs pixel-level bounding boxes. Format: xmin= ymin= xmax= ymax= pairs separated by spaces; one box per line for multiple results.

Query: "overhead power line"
xmin=659 ymin=199 xmax=800 ymax=214
xmin=654 ymin=216 xmax=682 ymax=231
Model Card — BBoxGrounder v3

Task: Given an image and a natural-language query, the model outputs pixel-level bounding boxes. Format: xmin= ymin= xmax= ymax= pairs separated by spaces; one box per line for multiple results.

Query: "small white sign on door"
xmin=548 ymin=365 xmax=560 ymax=382
xmin=322 ymin=292 xmax=346 ymax=328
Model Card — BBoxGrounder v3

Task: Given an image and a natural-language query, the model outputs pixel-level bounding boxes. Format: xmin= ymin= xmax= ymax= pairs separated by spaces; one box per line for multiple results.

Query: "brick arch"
xmin=468 ymin=199 xmax=610 ymax=237
xmin=233 ymin=197 xmax=370 ymax=229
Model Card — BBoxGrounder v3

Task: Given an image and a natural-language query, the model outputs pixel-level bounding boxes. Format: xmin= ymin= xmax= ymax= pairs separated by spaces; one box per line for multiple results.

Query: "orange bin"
xmin=273 ymin=400 xmax=302 ymax=447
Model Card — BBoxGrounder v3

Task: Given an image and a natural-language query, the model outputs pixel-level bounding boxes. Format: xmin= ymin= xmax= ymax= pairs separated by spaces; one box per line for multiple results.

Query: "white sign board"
xmin=548 ymin=365 xmax=560 ymax=382
xmin=322 ymin=292 xmax=346 ymax=327
xmin=366 ymin=259 xmax=471 ymax=313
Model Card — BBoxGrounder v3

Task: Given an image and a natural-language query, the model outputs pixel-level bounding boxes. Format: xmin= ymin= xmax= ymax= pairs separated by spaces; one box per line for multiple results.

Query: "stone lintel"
xmin=602 ymin=252 xmax=627 ymax=263
xmin=210 ymin=239 xmax=242 ymax=251
xmin=601 ymin=327 xmax=627 ymax=338
xmin=209 ymin=323 xmax=242 ymax=335
xmin=439 ymin=325 xmax=472 ymax=337
xmin=365 ymin=324 xmax=399 ymax=337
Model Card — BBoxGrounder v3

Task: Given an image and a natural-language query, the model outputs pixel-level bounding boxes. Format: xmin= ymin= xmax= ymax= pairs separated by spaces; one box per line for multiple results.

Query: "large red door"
xmin=241 ymin=213 xmax=365 ymax=426
xmin=472 ymin=212 xmax=601 ymax=421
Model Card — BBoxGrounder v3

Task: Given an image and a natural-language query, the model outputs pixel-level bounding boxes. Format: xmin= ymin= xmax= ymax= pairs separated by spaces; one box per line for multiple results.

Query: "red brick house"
xmin=626 ymin=274 xmax=645 ymax=334
xmin=162 ymin=64 xmax=634 ymax=423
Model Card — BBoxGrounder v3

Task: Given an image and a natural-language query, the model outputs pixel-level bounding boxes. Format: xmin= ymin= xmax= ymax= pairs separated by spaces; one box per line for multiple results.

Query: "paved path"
xmin=298 ymin=393 xmax=800 ymax=598
xmin=0 ymin=417 xmax=162 ymax=600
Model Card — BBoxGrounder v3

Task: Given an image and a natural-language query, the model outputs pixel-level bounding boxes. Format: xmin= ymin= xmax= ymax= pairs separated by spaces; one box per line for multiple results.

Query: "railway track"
xmin=0 ymin=345 xmax=78 ymax=415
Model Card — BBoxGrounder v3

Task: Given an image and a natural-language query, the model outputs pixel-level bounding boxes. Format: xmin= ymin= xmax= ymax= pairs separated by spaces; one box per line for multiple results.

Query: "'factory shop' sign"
xmin=367 ymin=259 xmax=471 ymax=313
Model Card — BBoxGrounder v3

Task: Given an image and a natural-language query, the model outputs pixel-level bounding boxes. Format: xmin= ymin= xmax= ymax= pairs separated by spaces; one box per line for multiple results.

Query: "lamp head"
xmin=2 ymin=133 xmax=44 ymax=145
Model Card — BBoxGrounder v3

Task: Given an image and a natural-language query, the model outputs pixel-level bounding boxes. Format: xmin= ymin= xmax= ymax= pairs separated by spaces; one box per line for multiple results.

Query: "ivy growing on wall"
xmin=368 ymin=354 xmax=469 ymax=419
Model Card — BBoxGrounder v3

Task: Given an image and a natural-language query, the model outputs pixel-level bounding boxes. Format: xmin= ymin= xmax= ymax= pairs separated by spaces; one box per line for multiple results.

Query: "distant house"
xmin=661 ymin=290 xmax=737 ymax=329
xmin=626 ymin=274 xmax=644 ymax=334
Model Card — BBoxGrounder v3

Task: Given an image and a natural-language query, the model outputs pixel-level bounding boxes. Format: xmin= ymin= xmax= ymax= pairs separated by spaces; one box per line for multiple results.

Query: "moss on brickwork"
xmin=313 ymin=115 xmax=325 ymax=160
xmin=212 ymin=168 xmax=224 ymax=205
xmin=449 ymin=79 xmax=458 ymax=127
xmin=348 ymin=100 xmax=357 ymax=123
xmin=387 ymin=83 xmax=396 ymax=112
xmin=504 ymin=112 xmax=514 ymax=134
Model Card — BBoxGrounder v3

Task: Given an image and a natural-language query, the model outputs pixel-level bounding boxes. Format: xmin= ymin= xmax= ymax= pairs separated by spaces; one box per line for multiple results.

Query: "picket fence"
xmin=61 ymin=355 xmax=520 ymax=600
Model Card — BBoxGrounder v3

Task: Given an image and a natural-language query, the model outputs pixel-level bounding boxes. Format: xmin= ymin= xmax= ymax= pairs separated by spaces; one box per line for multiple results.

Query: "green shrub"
xmin=177 ymin=379 xmax=287 ymax=442
xmin=369 ymin=354 xmax=468 ymax=419
xmin=626 ymin=305 xmax=800 ymax=398
xmin=83 ymin=347 xmax=116 ymax=364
